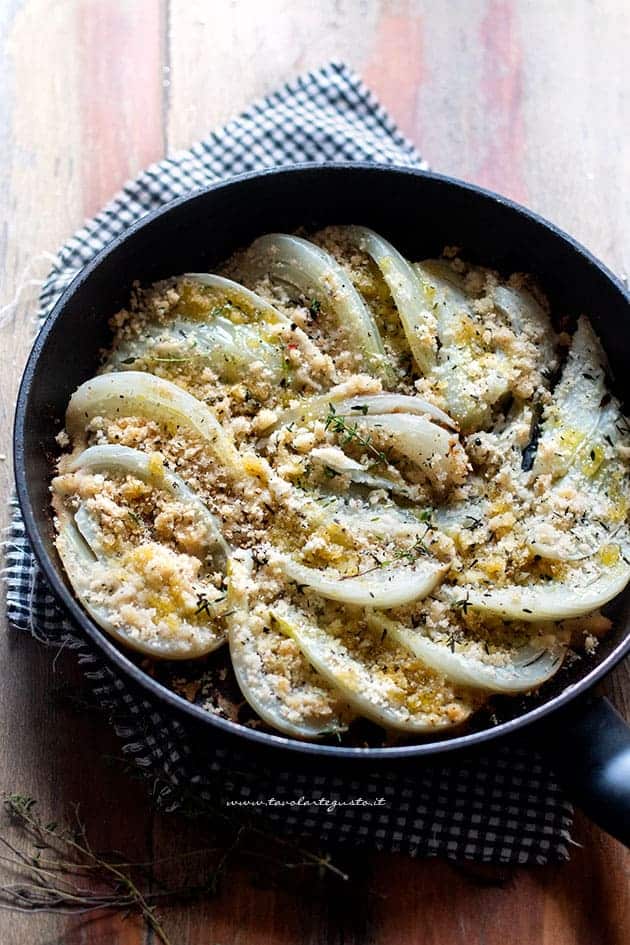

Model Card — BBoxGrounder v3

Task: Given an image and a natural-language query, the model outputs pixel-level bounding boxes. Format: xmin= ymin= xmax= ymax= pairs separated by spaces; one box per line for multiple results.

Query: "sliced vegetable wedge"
xmin=227 ymin=556 xmax=351 ymax=738
xmin=342 ymin=226 xmax=439 ymax=375
xmin=266 ymin=388 xmax=458 ymax=433
xmin=66 ymin=371 xmax=241 ymax=472
xmin=414 ymin=262 xmax=512 ymax=430
xmin=340 ymin=412 xmax=468 ymax=493
xmin=54 ymin=517 xmax=227 ymax=659
xmin=309 ymin=446 xmax=412 ymax=497
xmin=271 ymin=603 xmax=479 ymax=733
xmin=59 ymin=444 xmax=229 ymax=563
xmin=272 ymin=551 xmax=448 ymax=608
xmin=52 ymin=448 xmax=230 ymax=660
xmin=493 ymin=283 xmax=557 ymax=366
xmin=371 ymin=615 xmax=567 ymax=694
xmin=441 ymin=564 xmax=630 ymax=621
xmin=109 ymin=313 xmax=286 ymax=384
xmin=533 ymin=317 xmax=608 ymax=480
xmin=235 ymin=233 xmax=394 ymax=383
xmin=185 ymin=273 xmax=327 ymax=378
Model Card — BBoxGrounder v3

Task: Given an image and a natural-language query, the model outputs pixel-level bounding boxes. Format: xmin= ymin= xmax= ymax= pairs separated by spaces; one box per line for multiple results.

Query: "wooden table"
xmin=1 ymin=2 xmax=629 ymax=942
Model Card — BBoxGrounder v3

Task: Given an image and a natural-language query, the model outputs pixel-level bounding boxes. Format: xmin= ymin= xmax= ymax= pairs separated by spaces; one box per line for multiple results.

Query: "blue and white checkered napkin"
xmin=4 ymin=62 xmax=573 ymax=864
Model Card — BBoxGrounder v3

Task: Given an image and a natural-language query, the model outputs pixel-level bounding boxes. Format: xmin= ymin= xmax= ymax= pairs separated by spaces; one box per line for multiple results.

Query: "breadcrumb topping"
xmin=51 ymin=231 xmax=629 ymax=742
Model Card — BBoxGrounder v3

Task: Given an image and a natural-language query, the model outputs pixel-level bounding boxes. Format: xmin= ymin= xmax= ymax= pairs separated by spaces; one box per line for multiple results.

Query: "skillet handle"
xmin=544 ymin=696 xmax=630 ymax=846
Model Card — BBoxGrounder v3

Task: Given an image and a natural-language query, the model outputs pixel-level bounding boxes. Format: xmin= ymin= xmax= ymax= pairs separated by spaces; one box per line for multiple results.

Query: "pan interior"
xmin=14 ymin=164 xmax=630 ymax=758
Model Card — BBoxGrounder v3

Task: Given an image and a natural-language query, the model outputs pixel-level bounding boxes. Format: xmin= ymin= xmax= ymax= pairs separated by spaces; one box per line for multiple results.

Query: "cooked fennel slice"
xmin=61 ymin=444 xmax=229 ymax=562
xmin=54 ymin=518 xmax=227 ymax=659
xmin=227 ymin=557 xmax=351 ymax=738
xmin=519 ymin=403 xmax=629 ymax=564
xmin=526 ymin=517 xmax=605 ymax=562
xmin=184 ymin=273 xmax=326 ymax=380
xmin=533 ymin=317 xmax=608 ymax=479
xmin=345 ymin=413 xmax=468 ymax=494
xmin=108 ymin=314 xmax=286 ymax=384
xmin=107 ymin=272 xmax=325 ymax=390
xmin=309 ymin=446 xmax=412 ymax=497
xmin=184 ymin=273 xmax=288 ymax=324
xmin=271 ymin=604 xmax=479 ymax=733
xmin=266 ymin=389 xmax=458 ymax=433
xmin=271 ymin=551 xmax=448 ymax=608
xmin=527 ymin=323 xmax=630 ymax=561
xmin=65 ymin=372 xmax=241 ymax=472
xmin=322 ymin=498 xmax=438 ymax=543
xmin=234 ymin=233 xmax=393 ymax=383
xmin=341 ymin=225 xmax=439 ymax=375
xmin=414 ymin=263 xmax=512 ymax=431
xmin=492 ymin=284 xmax=557 ymax=365
xmin=52 ymin=445 xmax=230 ymax=659
xmin=421 ymin=258 xmax=555 ymax=353
xmin=441 ymin=562 xmax=630 ymax=621
xmin=73 ymin=504 xmax=107 ymax=559
xmin=371 ymin=615 xmax=567 ymax=694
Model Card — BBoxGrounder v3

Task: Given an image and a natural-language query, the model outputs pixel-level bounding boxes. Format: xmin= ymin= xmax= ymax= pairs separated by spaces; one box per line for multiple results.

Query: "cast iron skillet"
xmin=13 ymin=164 xmax=630 ymax=845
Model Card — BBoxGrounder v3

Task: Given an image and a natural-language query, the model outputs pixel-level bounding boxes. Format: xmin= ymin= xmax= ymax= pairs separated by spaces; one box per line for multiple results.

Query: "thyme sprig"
xmin=0 ymin=793 xmax=349 ymax=944
xmin=0 ymin=794 xmax=172 ymax=942
xmin=308 ymin=298 xmax=321 ymax=318
xmin=339 ymin=528 xmax=433 ymax=580
xmin=121 ymin=355 xmax=197 ymax=365
xmin=324 ymin=404 xmax=388 ymax=464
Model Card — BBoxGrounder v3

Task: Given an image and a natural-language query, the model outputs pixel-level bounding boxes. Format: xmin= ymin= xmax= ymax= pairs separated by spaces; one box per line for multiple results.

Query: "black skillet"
xmin=13 ymin=164 xmax=630 ymax=845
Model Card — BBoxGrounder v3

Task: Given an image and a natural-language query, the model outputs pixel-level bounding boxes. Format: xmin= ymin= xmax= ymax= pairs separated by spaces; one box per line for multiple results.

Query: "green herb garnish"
xmin=452 ymin=594 xmax=472 ymax=615
xmin=324 ymin=404 xmax=387 ymax=464
xmin=195 ymin=592 xmax=225 ymax=617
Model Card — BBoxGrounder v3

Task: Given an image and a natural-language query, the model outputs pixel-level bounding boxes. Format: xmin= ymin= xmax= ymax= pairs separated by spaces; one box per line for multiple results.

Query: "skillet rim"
xmin=13 ymin=161 xmax=630 ymax=760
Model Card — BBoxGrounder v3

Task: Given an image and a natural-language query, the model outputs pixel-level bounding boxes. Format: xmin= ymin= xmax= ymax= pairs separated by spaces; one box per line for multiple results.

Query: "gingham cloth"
xmin=4 ymin=62 xmax=573 ymax=864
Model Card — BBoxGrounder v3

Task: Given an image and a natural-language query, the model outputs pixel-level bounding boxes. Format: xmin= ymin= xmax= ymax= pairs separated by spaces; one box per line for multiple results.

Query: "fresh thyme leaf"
xmin=308 ymin=298 xmax=321 ymax=318
xmin=463 ymin=515 xmax=483 ymax=530
xmin=324 ymin=404 xmax=388 ymax=464
xmin=446 ymin=629 xmax=462 ymax=653
xmin=121 ymin=356 xmax=137 ymax=365
xmin=521 ymin=649 xmax=548 ymax=668
xmin=195 ymin=593 xmax=225 ymax=617
xmin=148 ymin=355 xmax=196 ymax=363
xmin=452 ymin=594 xmax=472 ymax=615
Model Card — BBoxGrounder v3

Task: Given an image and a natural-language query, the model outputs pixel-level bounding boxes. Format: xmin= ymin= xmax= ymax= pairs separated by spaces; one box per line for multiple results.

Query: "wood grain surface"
xmin=1 ymin=2 xmax=629 ymax=943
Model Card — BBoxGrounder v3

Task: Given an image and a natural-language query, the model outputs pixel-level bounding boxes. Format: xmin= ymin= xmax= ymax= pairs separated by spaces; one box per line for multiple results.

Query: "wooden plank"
xmin=166 ymin=0 xmax=377 ymax=144
xmin=0 ymin=1 xmax=164 ymax=944
xmin=77 ymin=0 xmax=164 ymax=216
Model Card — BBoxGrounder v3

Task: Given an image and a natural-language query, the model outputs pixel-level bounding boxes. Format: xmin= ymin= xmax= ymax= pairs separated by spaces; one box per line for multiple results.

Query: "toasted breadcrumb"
xmin=52 ymin=238 xmax=627 ymax=739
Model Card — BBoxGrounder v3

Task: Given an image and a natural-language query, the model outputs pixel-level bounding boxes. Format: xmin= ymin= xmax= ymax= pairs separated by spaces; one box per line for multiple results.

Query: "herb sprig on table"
xmin=0 ymin=793 xmax=348 ymax=945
